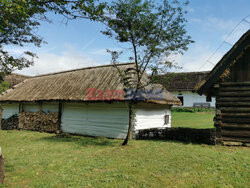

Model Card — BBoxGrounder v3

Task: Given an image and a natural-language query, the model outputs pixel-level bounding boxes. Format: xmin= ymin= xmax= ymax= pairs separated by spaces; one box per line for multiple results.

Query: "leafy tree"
xmin=0 ymin=0 xmax=106 ymax=184
xmin=102 ymin=0 xmax=193 ymax=145
xmin=0 ymin=81 xmax=10 ymax=94
xmin=0 ymin=0 xmax=106 ymax=75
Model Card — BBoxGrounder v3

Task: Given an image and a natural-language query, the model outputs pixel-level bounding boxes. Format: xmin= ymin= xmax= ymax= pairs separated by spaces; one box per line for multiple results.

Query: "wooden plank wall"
xmin=215 ymin=82 xmax=250 ymax=146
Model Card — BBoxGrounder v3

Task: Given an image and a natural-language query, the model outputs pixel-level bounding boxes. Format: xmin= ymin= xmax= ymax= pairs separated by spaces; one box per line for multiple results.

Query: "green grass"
xmin=1 ymin=130 xmax=249 ymax=187
xmin=172 ymin=112 xmax=214 ymax=129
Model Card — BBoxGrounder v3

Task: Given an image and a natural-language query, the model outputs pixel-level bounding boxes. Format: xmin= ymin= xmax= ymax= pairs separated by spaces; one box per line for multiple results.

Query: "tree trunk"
xmin=122 ymin=103 xmax=133 ymax=146
xmin=0 ymin=146 xmax=4 ymax=184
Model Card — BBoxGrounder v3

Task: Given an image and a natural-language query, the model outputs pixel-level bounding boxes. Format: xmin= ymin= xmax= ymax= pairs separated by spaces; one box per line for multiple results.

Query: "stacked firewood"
xmin=21 ymin=111 xmax=59 ymax=133
xmin=1 ymin=115 xmax=19 ymax=130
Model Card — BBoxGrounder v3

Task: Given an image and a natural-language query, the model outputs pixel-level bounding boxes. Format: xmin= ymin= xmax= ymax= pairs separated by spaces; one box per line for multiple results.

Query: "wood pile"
xmin=215 ymin=82 xmax=250 ymax=146
xmin=0 ymin=147 xmax=4 ymax=184
xmin=20 ymin=111 xmax=59 ymax=133
xmin=1 ymin=115 xmax=19 ymax=130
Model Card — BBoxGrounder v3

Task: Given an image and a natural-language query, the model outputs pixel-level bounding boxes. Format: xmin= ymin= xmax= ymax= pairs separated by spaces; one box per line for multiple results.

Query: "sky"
xmin=11 ymin=0 xmax=250 ymax=76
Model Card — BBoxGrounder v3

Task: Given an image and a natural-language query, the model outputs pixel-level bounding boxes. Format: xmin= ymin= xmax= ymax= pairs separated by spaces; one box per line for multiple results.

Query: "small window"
xmin=164 ymin=115 xmax=170 ymax=125
xmin=206 ymin=96 xmax=212 ymax=102
xmin=177 ymin=96 xmax=184 ymax=106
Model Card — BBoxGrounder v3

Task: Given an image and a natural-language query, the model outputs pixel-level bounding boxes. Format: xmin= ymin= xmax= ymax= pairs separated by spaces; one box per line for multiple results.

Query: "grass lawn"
xmin=172 ymin=112 xmax=214 ymax=129
xmin=1 ymin=130 xmax=249 ymax=187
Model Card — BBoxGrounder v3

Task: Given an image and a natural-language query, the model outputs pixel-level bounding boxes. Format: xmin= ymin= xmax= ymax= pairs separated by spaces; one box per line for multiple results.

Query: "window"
xmin=164 ymin=115 xmax=170 ymax=125
xmin=206 ymin=96 xmax=212 ymax=102
xmin=177 ymin=96 xmax=184 ymax=106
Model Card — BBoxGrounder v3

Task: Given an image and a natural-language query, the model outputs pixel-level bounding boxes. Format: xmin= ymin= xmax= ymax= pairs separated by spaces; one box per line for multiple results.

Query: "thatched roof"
xmin=0 ymin=63 xmax=181 ymax=105
xmin=4 ymin=73 xmax=31 ymax=88
xmin=154 ymin=71 xmax=209 ymax=92
xmin=196 ymin=29 xmax=250 ymax=95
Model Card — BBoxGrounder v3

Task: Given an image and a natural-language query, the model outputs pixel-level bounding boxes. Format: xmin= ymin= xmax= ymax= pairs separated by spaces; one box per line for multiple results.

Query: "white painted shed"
xmin=156 ymin=71 xmax=216 ymax=107
xmin=171 ymin=91 xmax=215 ymax=107
xmin=134 ymin=103 xmax=171 ymax=130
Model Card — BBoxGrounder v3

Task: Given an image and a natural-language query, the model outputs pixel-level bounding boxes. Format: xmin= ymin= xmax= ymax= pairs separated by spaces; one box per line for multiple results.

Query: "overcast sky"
xmin=11 ymin=0 xmax=250 ymax=76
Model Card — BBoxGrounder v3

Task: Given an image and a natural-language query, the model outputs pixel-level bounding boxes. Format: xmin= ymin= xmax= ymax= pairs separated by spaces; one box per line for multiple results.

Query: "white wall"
xmin=61 ymin=102 xmax=129 ymax=139
xmin=62 ymin=102 xmax=172 ymax=138
xmin=1 ymin=101 xmax=173 ymax=138
xmin=1 ymin=103 xmax=19 ymax=119
xmin=1 ymin=102 xmax=58 ymax=120
xmin=171 ymin=91 xmax=215 ymax=107
xmin=134 ymin=103 xmax=171 ymax=130
xmin=23 ymin=102 xmax=59 ymax=113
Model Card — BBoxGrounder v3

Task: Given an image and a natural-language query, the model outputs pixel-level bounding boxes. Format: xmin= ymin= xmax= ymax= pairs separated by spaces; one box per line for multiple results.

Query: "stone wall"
xmin=136 ymin=127 xmax=216 ymax=145
xmin=19 ymin=111 xmax=60 ymax=133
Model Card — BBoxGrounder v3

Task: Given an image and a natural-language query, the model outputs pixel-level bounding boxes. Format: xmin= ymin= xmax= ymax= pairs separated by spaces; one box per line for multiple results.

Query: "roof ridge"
xmin=34 ymin=62 xmax=135 ymax=78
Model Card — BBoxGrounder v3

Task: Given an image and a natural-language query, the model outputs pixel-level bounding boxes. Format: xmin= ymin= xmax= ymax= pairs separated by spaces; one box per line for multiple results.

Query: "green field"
xmin=172 ymin=112 xmax=214 ymax=129
xmin=1 ymin=129 xmax=249 ymax=187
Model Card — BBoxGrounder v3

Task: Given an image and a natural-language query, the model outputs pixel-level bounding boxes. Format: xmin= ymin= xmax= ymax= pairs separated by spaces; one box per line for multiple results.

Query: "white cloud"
xmin=176 ymin=16 xmax=249 ymax=73
xmin=189 ymin=18 xmax=201 ymax=23
xmin=88 ymin=47 xmax=123 ymax=56
xmin=222 ymin=19 xmax=250 ymax=44
xmin=172 ymin=43 xmax=227 ymax=72
xmin=10 ymin=43 xmax=228 ymax=76
xmin=205 ymin=17 xmax=236 ymax=30
xmin=189 ymin=17 xmax=236 ymax=31
xmin=89 ymin=48 xmax=109 ymax=56
xmin=190 ymin=16 xmax=246 ymax=36
xmin=15 ymin=46 xmax=100 ymax=76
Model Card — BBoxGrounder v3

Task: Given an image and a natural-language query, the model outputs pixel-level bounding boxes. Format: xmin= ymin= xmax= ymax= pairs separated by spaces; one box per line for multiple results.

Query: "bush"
xmin=172 ymin=107 xmax=215 ymax=113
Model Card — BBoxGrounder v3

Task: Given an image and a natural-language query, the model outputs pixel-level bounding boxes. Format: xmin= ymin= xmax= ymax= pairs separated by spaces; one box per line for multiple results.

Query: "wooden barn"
xmin=0 ymin=63 xmax=180 ymax=139
xmin=196 ymin=30 xmax=250 ymax=146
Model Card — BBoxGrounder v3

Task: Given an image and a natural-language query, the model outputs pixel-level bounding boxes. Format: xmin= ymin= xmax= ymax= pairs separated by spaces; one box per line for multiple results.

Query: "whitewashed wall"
xmin=171 ymin=91 xmax=215 ymax=107
xmin=61 ymin=102 xmax=129 ymax=139
xmin=134 ymin=103 xmax=171 ymax=130
xmin=23 ymin=102 xmax=59 ymax=113
xmin=1 ymin=103 xmax=19 ymax=119
xmin=1 ymin=101 xmax=173 ymax=138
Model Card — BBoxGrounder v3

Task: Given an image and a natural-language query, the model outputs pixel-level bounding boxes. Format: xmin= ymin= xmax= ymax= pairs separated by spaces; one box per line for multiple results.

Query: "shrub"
xmin=172 ymin=107 xmax=215 ymax=113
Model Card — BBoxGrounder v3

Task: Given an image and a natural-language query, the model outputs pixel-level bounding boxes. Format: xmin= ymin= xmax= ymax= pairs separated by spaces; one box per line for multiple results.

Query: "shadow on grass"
xmin=35 ymin=134 xmax=120 ymax=147
xmin=4 ymin=162 xmax=16 ymax=174
xmin=141 ymin=138 xmax=212 ymax=146
xmin=136 ymin=128 xmax=216 ymax=145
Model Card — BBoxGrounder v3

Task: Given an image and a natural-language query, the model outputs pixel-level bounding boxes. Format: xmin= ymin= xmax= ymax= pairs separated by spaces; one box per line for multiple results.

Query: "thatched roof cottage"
xmin=0 ymin=63 xmax=180 ymax=139
xmin=196 ymin=30 xmax=250 ymax=146
xmin=155 ymin=71 xmax=215 ymax=107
